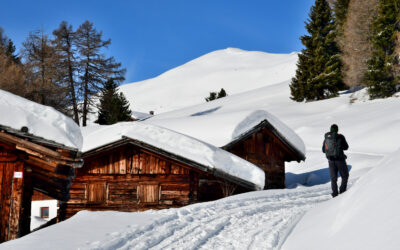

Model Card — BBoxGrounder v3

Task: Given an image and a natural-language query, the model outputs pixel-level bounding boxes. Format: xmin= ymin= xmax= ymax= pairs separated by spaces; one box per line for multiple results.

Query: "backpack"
xmin=324 ymin=132 xmax=340 ymax=158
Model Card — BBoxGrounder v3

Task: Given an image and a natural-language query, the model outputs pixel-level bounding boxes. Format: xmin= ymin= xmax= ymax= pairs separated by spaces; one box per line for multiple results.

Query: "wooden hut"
xmin=0 ymin=126 xmax=82 ymax=243
xmin=222 ymin=119 xmax=305 ymax=189
xmin=59 ymin=122 xmax=264 ymax=220
xmin=0 ymin=89 xmax=83 ymax=243
xmin=146 ymin=109 xmax=306 ymax=189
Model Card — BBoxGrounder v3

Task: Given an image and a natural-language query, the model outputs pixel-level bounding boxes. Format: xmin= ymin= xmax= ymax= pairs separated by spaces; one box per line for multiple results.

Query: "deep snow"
xmin=1 ymin=48 xmax=399 ymax=250
xmin=0 ymin=89 xmax=82 ymax=150
xmin=118 ymin=48 xmax=299 ymax=114
xmin=283 ymin=148 xmax=400 ymax=250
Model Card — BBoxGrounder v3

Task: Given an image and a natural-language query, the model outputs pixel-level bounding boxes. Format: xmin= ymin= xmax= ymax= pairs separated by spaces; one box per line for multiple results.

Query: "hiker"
xmin=322 ymin=124 xmax=349 ymax=198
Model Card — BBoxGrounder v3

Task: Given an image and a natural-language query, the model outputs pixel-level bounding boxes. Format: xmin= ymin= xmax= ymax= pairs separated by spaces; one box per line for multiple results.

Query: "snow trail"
xmin=84 ymin=183 xmax=337 ymax=250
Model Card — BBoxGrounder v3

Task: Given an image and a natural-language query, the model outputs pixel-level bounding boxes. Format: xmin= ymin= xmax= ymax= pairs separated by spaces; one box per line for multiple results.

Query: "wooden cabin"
xmin=0 ymin=126 xmax=82 ymax=243
xmin=59 ymin=123 xmax=262 ymax=220
xmin=222 ymin=120 xmax=305 ymax=189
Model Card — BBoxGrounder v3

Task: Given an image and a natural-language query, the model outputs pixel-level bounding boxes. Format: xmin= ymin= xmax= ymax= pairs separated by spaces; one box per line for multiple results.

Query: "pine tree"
xmin=290 ymin=0 xmax=346 ymax=101
xmin=365 ymin=0 xmax=399 ymax=99
xmin=217 ymin=88 xmax=227 ymax=98
xmin=333 ymin=0 xmax=350 ymax=31
xmin=97 ymin=79 xmax=132 ymax=125
xmin=0 ymin=27 xmax=20 ymax=64
xmin=76 ymin=20 xmax=126 ymax=126
xmin=22 ymin=29 xmax=68 ymax=111
xmin=0 ymin=27 xmax=25 ymax=96
xmin=205 ymin=88 xmax=228 ymax=102
xmin=52 ymin=21 xmax=80 ymax=124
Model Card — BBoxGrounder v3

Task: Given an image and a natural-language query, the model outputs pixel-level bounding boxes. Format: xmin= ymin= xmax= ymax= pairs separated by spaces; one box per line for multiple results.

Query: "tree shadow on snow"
xmin=286 ymin=165 xmax=352 ymax=188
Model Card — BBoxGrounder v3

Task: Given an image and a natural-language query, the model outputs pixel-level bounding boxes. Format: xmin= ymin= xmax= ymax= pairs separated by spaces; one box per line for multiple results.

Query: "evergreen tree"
xmin=205 ymin=88 xmax=228 ymax=102
xmin=52 ymin=21 xmax=80 ymax=124
xmin=217 ymin=88 xmax=227 ymax=98
xmin=365 ymin=0 xmax=399 ymax=99
xmin=76 ymin=20 xmax=126 ymax=126
xmin=290 ymin=0 xmax=346 ymax=101
xmin=333 ymin=0 xmax=350 ymax=31
xmin=97 ymin=79 xmax=132 ymax=125
xmin=0 ymin=27 xmax=20 ymax=64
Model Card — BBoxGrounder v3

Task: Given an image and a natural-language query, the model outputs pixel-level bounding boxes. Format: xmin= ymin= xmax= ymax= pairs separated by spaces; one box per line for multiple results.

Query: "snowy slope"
xmin=1 ymin=48 xmax=400 ymax=250
xmin=81 ymin=122 xmax=265 ymax=189
xmin=0 ymin=89 xmax=82 ymax=150
xmin=283 ymin=148 xmax=400 ymax=250
xmin=119 ymin=48 xmax=298 ymax=114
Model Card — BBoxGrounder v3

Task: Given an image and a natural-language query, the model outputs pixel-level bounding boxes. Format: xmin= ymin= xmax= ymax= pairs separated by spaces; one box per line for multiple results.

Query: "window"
xmin=40 ymin=207 xmax=49 ymax=218
xmin=138 ymin=184 xmax=159 ymax=204
xmin=86 ymin=182 xmax=107 ymax=203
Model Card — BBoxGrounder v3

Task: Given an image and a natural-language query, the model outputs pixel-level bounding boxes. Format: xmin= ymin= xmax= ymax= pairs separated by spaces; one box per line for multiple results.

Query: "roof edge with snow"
xmin=222 ymin=120 xmax=306 ymax=162
xmin=0 ymin=124 xmax=80 ymax=153
xmin=83 ymin=136 xmax=262 ymax=191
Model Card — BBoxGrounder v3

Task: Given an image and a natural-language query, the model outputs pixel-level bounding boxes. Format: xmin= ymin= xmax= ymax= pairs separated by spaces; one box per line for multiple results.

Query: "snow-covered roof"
xmin=82 ymin=122 xmax=265 ymax=190
xmin=0 ymin=90 xmax=83 ymax=150
xmin=146 ymin=97 xmax=306 ymax=160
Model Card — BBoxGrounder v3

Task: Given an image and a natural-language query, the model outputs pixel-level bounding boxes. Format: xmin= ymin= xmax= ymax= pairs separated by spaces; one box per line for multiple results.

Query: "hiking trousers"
xmin=328 ymin=159 xmax=349 ymax=196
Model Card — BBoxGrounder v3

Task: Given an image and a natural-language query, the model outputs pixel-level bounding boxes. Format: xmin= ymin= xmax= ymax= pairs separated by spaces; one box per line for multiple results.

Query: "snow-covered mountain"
xmin=119 ymin=48 xmax=298 ymax=114
xmin=2 ymin=48 xmax=400 ymax=250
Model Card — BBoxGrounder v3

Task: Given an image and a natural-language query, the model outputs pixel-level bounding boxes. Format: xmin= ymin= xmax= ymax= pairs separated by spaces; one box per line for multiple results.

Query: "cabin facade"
xmin=222 ymin=120 xmax=305 ymax=189
xmin=59 ymin=122 xmax=263 ymax=220
xmin=0 ymin=126 xmax=82 ymax=243
xmin=59 ymin=138 xmax=258 ymax=220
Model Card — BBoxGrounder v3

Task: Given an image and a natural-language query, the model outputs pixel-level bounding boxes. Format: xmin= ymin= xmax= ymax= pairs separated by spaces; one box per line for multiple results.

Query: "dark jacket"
xmin=322 ymin=133 xmax=349 ymax=161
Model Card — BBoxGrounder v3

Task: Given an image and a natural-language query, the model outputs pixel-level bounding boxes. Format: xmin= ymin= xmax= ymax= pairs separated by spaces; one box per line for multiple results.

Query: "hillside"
xmin=119 ymin=48 xmax=298 ymax=114
xmin=1 ymin=48 xmax=399 ymax=250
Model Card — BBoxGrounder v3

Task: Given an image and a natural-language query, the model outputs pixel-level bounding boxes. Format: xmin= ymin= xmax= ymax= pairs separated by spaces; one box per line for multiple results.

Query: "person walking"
xmin=322 ymin=124 xmax=349 ymax=197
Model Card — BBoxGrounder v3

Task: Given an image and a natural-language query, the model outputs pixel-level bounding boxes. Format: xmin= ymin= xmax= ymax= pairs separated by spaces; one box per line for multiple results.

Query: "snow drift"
xmin=283 ymin=148 xmax=400 ymax=250
xmin=0 ymin=89 xmax=82 ymax=150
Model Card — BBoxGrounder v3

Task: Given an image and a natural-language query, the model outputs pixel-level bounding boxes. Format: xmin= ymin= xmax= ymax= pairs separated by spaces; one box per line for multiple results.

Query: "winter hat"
xmin=330 ymin=124 xmax=339 ymax=133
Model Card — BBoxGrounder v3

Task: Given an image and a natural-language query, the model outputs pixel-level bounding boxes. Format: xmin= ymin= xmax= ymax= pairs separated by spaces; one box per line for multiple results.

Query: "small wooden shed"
xmin=0 ymin=126 xmax=82 ymax=243
xmin=59 ymin=123 xmax=263 ymax=220
xmin=222 ymin=120 xmax=305 ymax=189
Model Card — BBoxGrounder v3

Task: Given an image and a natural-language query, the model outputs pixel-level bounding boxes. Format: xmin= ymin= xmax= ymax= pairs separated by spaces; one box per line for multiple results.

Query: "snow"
xmin=82 ymin=122 xmax=265 ymax=189
xmin=30 ymin=200 xmax=58 ymax=231
xmin=283 ymin=148 xmax=400 ymax=250
xmin=118 ymin=48 xmax=298 ymax=114
xmin=0 ymin=89 xmax=82 ymax=150
xmin=146 ymin=100 xmax=306 ymax=156
xmin=1 ymin=48 xmax=400 ymax=250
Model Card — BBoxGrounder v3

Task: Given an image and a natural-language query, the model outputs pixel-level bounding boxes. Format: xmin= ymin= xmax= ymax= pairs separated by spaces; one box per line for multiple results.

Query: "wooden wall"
xmin=0 ymin=145 xmax=30 ymax=243
xmin=60 ymin=144 xmax=216 ymax=220
xmin=227 ymin=128 xmax=289 ymax=189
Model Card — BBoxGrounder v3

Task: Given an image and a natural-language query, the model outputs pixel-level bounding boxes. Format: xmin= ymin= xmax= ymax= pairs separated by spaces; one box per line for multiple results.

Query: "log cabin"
xmin=0 ymin=126 xmax=82 ymax=243
xmin=147 ymin=108 xmax=306 ymax=189
xmin=0 ymin=90 xmax=83 ymax=243
xmin=222 ymin=119 xmax=305 ymax=188
xmin=59 ymin=122 xmax=264 ymax=220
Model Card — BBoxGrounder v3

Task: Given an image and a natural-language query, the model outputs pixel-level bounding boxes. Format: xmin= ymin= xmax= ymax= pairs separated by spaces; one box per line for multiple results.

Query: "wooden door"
xmin=138 ymin=184 xmax=159 ymax=204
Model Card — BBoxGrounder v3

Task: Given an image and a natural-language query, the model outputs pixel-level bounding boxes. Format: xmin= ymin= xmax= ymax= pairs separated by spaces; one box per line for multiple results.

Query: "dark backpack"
xmin=324 ymin=132 xmax=340 ymax=158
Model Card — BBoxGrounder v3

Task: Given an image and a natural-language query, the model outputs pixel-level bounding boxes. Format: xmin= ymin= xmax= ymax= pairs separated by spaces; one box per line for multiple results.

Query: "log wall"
xmin=0 ymin=147 xmax=25 ymax=243
xmin=60 ymin=144 xmax=209 ymax=220
xmin=227 ymin=128 xmax=289 ymax=189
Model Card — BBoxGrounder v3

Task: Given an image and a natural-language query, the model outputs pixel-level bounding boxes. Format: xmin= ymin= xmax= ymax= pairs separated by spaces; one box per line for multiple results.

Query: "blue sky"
xmin=1 ymin=0 xmax=314 ymax=83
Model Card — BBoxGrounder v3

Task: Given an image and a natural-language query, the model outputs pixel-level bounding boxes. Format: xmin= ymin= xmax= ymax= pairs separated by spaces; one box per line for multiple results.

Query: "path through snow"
xmin=84 ymin=183 xmax=338 ymax=250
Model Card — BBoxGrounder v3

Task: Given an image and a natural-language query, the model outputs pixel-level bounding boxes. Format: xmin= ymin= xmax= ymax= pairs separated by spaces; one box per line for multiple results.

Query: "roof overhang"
xmin=83 ymin=137 xmax=261 ymax=191
xmin=222 ymin=120 xmax=306 ymax=162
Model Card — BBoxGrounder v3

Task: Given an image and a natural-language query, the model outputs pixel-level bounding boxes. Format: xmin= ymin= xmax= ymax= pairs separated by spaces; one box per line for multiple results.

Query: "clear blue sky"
xmin=1 ymin=0 xmax=314 ymax=83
